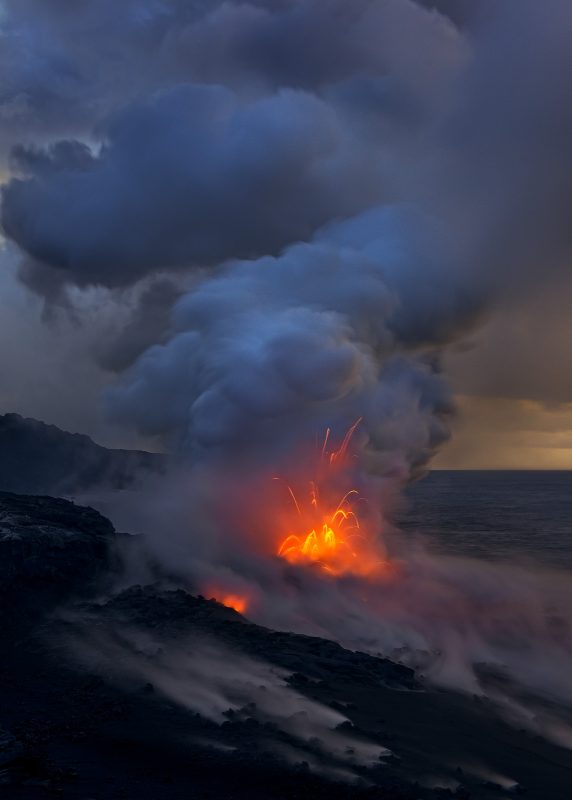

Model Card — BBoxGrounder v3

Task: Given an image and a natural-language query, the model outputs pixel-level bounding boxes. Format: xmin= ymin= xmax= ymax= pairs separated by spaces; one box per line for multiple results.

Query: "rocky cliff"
xmin=0 ymin=491 xmax=116 ymax=622
xmin=0 ymin=413 xmax=164 ymax=496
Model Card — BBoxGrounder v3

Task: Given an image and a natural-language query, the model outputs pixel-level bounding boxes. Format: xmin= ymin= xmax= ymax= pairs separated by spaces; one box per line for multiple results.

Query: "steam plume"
xmin=2 ymin=1 xmax=569 ymax=474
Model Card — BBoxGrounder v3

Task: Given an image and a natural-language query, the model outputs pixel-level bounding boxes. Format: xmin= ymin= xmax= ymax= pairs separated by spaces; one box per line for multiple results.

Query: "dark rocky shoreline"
xmin=0 ymin=491 xmax=571 ymax=799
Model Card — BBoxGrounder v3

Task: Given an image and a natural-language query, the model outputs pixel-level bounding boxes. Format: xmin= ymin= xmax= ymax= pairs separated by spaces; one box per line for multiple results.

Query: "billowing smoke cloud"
xmin=104 ymin=211 xmax=453 ymax=474
xmin=2 ymin=0 xmax=570 ymax=476
xmin=0 ymin=0 xmax=463 ymax=287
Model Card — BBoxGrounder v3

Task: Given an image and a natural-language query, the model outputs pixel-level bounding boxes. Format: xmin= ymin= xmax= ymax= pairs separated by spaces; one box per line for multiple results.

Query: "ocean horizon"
xmin=400 ymin=469 xmax=572 ymax=570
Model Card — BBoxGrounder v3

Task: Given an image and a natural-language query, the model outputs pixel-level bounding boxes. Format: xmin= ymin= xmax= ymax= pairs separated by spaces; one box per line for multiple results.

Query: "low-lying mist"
xmin=87 ymin=463 xmax=572 ymax=753
xmin=68 ymin=616 xmax=389 ymax=782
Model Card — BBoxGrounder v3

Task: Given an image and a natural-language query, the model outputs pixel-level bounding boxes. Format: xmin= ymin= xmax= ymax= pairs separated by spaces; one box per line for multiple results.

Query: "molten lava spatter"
xmin=276 ymin=421 xmax=385 ymax=577
xmin=277 ymin=488 xmax=361 ymax=574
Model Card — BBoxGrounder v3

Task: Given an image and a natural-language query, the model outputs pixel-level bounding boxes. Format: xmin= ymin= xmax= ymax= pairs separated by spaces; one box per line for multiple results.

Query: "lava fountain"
xmin=274 ymin=420 xmax=388 ymax=578
xmin=200 ymin=420 xmax=389 ymax=612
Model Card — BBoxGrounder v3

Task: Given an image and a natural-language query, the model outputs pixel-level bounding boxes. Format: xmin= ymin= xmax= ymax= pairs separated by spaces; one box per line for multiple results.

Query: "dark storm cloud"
xmin=2 ymin=84 xmax=383 ymax=286
xmin=0 ymin=0 xmax=462 ymax=288
xmin=414 ymin=0 xmax=479 ymax=28
xmin=0 ymin=0 xmax=460 ymax=156
xmin=423 ymin=0 xmax=572 ymax=295
xmin=445 ymin=277 xmax=572 ymax=408
xmin=95 ymin=278 xmax=183 ymax=373
xmin=159 ymin=0 xmax=461 ymax=93
xmin=0 ymin=246 xmax=112 ymax=441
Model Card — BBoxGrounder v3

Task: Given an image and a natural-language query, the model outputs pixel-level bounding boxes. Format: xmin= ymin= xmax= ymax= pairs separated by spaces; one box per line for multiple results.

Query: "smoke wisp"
xmin=68 ymin=623 xmax=389 ymax=782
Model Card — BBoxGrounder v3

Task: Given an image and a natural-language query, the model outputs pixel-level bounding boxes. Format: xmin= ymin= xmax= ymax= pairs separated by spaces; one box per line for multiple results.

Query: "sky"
xmin=0 ymin=0 xmax=570 ymax=470
xmin=435 ymin=277 xmax=572 ymax=468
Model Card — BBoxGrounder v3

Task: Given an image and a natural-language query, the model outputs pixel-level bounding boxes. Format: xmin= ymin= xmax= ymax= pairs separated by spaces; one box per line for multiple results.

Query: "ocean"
xmin=399 ymin=470 xmax=572 ymax=571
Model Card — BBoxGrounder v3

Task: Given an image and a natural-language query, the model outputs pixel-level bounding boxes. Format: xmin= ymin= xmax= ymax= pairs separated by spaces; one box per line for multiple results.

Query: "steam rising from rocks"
xmin=70 ymin=629 xmax=388 ymax=780
xmin=98 ymin=470 xmax=572 ymax=752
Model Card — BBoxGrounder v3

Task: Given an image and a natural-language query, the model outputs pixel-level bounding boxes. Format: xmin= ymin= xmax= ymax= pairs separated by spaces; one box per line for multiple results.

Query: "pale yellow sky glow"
xmin=435 ymin=396 xmax=572 ymax=469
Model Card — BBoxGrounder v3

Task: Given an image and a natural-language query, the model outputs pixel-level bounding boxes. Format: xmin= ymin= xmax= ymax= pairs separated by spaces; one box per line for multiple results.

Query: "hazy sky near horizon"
xmin=436 ymin=275 xmax=572 ymax=469
xmin=0 ymin=0 xmax=570 ymax=470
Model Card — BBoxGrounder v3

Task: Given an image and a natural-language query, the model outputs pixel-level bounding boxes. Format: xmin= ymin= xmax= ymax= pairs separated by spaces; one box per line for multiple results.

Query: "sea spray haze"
xmin=1 ymin=0 xmax=572 ymax=750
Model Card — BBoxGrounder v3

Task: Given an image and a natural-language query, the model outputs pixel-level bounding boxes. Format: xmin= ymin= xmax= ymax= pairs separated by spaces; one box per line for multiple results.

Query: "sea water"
xmin=399 ymin=470 xmax=572 ymax=571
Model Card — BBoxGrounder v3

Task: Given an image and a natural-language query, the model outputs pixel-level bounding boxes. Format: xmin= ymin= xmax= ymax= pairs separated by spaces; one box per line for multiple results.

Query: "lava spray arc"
xmin=274 ymin=420 xmax=389 ymax=578
xmin=201 ymin=420 xmax=390 ymax=615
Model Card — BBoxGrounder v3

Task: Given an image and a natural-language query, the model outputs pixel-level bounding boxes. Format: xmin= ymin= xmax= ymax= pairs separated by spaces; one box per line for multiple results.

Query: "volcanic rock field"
xmin=0 ymin=447 xmax=571 ymax=800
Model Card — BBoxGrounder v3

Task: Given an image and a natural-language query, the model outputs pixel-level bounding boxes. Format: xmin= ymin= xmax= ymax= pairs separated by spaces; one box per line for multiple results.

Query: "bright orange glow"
xmin=206 ymin=592 xmax=248 ymax=614
xmin=220 ymin=594 xmax=248 ymax=614
xmin=275 ymin=420 xmax=386 ymax=577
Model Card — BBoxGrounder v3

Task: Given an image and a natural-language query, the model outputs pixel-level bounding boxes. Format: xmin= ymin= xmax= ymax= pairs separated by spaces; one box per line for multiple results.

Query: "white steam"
xmin=106 ymin=209 xmax=452 ymax=475
xmin=69 ymin=626 xmax=388 ymax=780
xmin=93 ymin=471 xmax=572 ymax=752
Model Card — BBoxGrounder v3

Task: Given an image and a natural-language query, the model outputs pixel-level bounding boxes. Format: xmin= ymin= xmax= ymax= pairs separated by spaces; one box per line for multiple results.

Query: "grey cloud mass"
xmin=2 ymin=84 xmax=383 ymax=285
xmin=0 ymin=0 xmax=570 ymax=476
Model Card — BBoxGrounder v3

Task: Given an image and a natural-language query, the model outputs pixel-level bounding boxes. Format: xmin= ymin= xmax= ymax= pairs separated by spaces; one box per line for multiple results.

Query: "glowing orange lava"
xmin=220 ymin=594 xmax=248 ymax=614
xmin=275 ymin=420 xmax=385 ymax=577
xmin=206 ymin=592 xmax=248 ymax=614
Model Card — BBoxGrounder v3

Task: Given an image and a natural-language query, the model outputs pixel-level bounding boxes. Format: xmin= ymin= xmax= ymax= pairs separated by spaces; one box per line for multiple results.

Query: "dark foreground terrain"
xmin=1 ymin=491 xmax=572 ymax=800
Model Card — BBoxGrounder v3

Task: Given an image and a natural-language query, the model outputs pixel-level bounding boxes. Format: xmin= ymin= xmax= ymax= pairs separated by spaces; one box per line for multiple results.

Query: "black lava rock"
xmin=0 ymin=491 xmax=116 ymax=623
